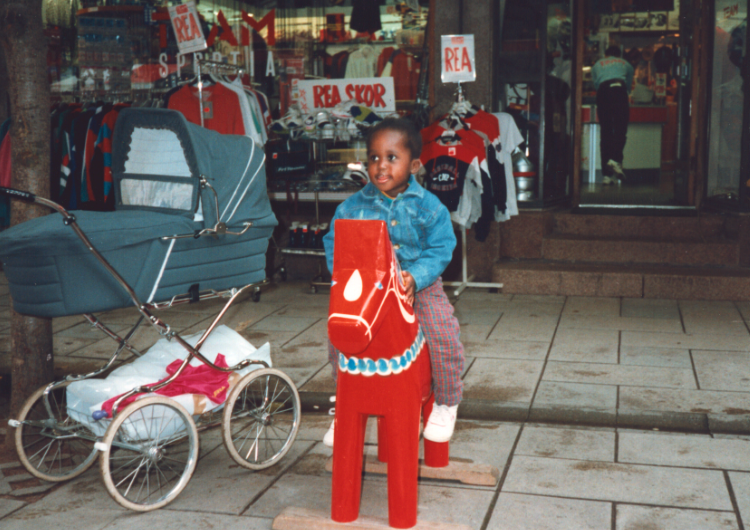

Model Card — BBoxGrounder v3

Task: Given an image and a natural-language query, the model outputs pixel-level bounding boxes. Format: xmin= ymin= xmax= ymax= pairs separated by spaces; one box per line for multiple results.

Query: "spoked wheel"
xmin=222 ymin=368 xmax=300 ymax=470
xmin=14 ymin=382 xmax=98 ymax=482
xmin=100 ymin=396 xmax=199 ymax=511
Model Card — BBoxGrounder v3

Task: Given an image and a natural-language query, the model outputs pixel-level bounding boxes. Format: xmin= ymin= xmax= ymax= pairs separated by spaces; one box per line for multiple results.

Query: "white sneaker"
xmin=602 ymin=175 xmax=616 ymax=186
xmin=323 ymin=395 xmax=335 ymax=447
xmin=423 ymin=404 xmax=458 ymax=443
xmin=607 ymin=159 xmax=626 ymax=182
xmin=323 ymin=419 xmax=335 ymax=447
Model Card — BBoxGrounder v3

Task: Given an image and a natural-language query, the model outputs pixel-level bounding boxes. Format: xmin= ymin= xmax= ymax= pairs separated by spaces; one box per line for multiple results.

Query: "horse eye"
xmin=344 ymin=270 xmax=363 ymax=301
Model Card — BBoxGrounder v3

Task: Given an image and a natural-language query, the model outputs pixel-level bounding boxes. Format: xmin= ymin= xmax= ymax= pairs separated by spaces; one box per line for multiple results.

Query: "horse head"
xmin=328 ymin=220 xmax=416 ymax=356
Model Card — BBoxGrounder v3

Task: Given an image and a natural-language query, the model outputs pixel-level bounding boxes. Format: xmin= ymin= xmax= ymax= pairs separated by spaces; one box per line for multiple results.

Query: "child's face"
xmin=366 ymin=129 xmax=421 ymax=198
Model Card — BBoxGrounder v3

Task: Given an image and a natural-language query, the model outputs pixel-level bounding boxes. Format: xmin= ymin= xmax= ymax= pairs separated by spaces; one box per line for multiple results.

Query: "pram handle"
xmin=0 ymin=186 xmax=36 ymax=202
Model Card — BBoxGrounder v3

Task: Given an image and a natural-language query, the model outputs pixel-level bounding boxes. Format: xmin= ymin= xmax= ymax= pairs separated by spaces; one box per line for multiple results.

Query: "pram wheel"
xmin=222 ymin=368 xmax=301 ymax=470
xmin=252 ymin=291 xmax=261 ymax=303
xmin=100 ymin=396 xmax=199 ymax=511
xmin=15 ymin=382 xmax=98 ymax=482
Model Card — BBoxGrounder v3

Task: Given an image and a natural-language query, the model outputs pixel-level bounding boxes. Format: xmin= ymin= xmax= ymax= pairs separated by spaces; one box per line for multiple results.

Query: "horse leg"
xmin=383 ymin=404 xmax=420 ymax=529
xmin=331 ymin=411 xmax=368 ymax=523
xmin=422 ymin=394 xmax=450 ymax=468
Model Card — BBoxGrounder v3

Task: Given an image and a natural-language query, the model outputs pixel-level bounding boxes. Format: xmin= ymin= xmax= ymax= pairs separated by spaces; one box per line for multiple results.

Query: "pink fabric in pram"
xmin=100 ymin=353 xmax=231 ymax=418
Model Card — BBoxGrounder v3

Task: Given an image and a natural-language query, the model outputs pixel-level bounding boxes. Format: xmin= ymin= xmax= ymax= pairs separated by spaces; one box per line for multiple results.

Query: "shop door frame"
xmin=569 ymin=0 xmax=708 ymax=208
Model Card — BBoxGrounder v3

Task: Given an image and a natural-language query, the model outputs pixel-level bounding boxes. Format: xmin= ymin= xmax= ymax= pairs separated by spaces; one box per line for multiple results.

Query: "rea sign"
xmin=294 ymin=77 xmax=396 ymax=113
xmin=168 ymin=1 xmax=207 ymax=55
xmin=441 ymin=34 xmax=476 ymax=83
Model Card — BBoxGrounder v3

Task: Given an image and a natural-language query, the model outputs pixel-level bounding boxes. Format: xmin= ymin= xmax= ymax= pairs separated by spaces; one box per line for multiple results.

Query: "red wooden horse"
xmin=328 ymin=219 xmax=448 ymax=529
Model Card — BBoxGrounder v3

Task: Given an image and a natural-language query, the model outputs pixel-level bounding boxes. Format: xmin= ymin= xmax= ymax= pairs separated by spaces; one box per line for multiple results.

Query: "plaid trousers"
xmin=328 ymin=278 xmax=464 ymax=406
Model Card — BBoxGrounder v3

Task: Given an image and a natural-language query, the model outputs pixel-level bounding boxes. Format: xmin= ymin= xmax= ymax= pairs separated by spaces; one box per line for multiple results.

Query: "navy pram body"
xmin=0 ymin=108 xmax=276 ymax=317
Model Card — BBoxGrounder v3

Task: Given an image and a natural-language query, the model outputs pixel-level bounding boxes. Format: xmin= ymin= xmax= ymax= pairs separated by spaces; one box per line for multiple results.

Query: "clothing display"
xmin=379 ymin=47 xmax=421 ymax=101
xmin=420 ymin=102 xmax=520 ymax=237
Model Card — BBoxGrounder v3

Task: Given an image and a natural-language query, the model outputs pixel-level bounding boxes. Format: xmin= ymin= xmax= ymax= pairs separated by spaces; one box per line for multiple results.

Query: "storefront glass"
xmin=706 ymin=0 xmax=747 ymax=204
xmin=578 ymin=0 xmax=681 ymax=207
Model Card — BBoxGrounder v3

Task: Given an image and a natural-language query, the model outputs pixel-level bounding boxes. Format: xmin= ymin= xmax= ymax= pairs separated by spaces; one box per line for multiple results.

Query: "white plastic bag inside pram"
xmin=66 ymin=325 xmax=271 ymax=440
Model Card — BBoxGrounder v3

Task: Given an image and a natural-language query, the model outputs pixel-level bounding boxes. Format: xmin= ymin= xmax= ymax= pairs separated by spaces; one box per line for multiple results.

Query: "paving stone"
xmin=108 ymin=511 xmax=271 ymax=530
xmin=563 ymin=296 xmax=621 ymax=317
xmin=56 ymin=321 xmax=131 ymax=340
xmin=288 ymin=319 xmax=329 ymax=344
xmin=510 ymin=294 xmax=566 ymax=305
xmin=619 ymin=345 xmax=693 ymax=369
xmin=240 ymin=329 xmax=299 ymax=352
xmin=548 ymin=328 xmax=619 ymax=364
xmin=728 ymin=472 xmax=750 ymax=525
xmin=621 ymin=298 xmax=680 ymax=319
xmin=449 ymin=420 xmax=520 ymax=473
xmin=276 ymin=339 xmax=328 ymax=370
xmin=619 ymin=387 xmax=750 ymax=415
xmin=621 ymin=331 xmax=750 ymax=352
xmin=463 ymin=338 xmax=549 ymax=361
xmin=249 ymin=314 xmax=321 ymax=333
xmin=616 ymin=505 xmax=739 ymax=530
xmin=298 ymin=364 xmax=335 ymax=393
xmin=618 ymin=430 xmax=750 ymax=471
xmin=168 ymin=440 xmax=315 ymax=514
xmin=53 ymin=336 xmax=100 ymax=356
xmin=515 ymin=425 xmax=615 ymax=462
xmin=532 ymin=381 xmax=617 ymax=411
xmin=544 ymin=361 xmax=697 ymax=389
xmin=1 ymin=471 xmax=124 ymax=530
xmin=0 ymin=498 xmax=26 ymax=518
xmin=692 ymin=350 xmax=750 ymax=392
xmin=462 ymin=358 xmax=543 ymax=403
xmin=486 ymin=493 xmax=611 ymax=530
xmin=453 ymin=307 xmax=503 ymax=327
xmin=503 ymin=455 xmax=732 ymax=510
xmin=558 ymin=314 xmax=683 ymax=333
xmin=680 ymin=300 xmax=749 ymax=336
xmin=488 ymin=318 xmax=558 ymax=342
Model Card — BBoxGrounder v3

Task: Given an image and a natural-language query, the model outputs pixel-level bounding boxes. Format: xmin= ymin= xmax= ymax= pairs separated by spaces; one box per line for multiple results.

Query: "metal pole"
xmin=196 ymin=53 xmax=204 ymax=128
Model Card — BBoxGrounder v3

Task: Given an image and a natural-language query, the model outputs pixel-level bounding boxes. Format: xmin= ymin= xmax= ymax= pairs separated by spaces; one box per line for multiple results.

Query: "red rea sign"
xmin=168 ymin=1 xmax=207 ymax=54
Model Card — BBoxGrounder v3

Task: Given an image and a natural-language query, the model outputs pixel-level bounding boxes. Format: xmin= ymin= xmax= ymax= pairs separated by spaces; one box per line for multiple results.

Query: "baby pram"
xmin=2 ymin=108 xmax=300 ymax=511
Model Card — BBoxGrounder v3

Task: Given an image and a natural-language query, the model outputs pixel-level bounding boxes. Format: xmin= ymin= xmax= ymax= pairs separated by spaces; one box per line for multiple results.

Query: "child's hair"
xmin=366 ymin=117 xmax=422 ymax=159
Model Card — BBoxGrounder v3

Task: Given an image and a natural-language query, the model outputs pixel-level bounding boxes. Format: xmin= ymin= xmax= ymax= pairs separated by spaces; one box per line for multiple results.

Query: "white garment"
xmin=345 ymin=45 xmax=377 ymax=78
xmin=493 ymin=112 xmax=524 ymax=221
xmin=220 ymin=80 xmax=261 ymax=145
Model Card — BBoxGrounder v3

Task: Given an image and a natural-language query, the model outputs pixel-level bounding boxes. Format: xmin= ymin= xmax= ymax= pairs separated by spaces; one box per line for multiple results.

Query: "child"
xmin=322 ymin=117 xmax=464 ymax=446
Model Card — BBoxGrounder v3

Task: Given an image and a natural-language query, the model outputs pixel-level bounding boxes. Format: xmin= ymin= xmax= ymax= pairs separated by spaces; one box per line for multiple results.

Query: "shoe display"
xmin=331 ymin=99 xmax=358 ymax=120
xmin=315 ymin=110 xmax=335 ymax=139
xmin=423 ymin=403 xmax=458 ymax=443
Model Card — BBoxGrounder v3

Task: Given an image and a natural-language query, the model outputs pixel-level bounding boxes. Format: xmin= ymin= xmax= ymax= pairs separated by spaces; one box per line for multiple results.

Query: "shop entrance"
xmin=576 ymin=0 xmax=689 ymax=208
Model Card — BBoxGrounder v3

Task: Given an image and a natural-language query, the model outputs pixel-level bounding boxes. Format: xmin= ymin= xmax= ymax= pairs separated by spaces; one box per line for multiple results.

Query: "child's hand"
xmin=400 ymin=271 xmax=415 ymax=305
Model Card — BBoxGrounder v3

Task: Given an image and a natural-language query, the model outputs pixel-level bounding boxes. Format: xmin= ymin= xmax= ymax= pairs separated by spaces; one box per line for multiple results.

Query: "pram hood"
xmin=112 ymin=107 xmax=272 ymax=228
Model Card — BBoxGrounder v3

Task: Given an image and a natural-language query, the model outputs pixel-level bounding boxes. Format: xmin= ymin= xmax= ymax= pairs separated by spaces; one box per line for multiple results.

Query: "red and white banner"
xmin=293 ymin=77 xmax=396 ymax=114
xmin=168 ymin=1 xmax=207 ymax=55
xmin=441 ymin=34 xmax=476 ymax=83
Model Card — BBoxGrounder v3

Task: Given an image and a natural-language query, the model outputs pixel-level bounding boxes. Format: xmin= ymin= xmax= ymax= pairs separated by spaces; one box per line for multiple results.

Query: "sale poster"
xmin=168 ymin=1 xmax=207 ymax=55
xmin=441 ymin=34 xmax=476 ymax=84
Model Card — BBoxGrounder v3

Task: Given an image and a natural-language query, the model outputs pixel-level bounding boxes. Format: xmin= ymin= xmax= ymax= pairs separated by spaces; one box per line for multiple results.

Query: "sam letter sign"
xmin=168 ymin=1 xmax=207 ymax=55
xmin=441 ymin=34 xmax=476 ymax=83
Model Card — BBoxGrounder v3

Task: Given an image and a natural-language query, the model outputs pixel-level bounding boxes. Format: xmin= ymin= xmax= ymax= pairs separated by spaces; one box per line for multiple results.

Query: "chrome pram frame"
xmin=3 ymin=187 xmax=301 ymax=512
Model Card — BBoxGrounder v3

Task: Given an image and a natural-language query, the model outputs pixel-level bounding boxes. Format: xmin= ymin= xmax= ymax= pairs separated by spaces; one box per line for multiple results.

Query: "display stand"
xmin=442 ymin=227 xmax=504 ymax=297
xmin=440 ymin=84 xmax=504 ymax=297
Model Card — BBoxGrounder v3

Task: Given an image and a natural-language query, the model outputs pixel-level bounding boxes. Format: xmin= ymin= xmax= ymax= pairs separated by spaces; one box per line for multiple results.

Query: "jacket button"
xmin=393 ymin=244 xmax=400 ymax=250
xmin=391 ymin=220 xmax=397 ymax=226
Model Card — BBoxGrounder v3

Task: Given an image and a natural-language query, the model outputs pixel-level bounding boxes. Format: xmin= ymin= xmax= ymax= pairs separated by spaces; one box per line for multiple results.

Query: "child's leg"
xmin=413 ymin=278 xmax=464 ymax=406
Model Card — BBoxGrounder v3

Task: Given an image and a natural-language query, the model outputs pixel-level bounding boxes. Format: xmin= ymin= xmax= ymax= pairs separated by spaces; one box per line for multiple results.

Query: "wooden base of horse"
xmin=272 ymin=507 xmax=473 ymax=530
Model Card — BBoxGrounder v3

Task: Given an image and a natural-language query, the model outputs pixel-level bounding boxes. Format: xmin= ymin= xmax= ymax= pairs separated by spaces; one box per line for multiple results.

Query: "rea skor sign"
xmin=168 ymin=1 xmax=207 ymax=55
xmin=441 ymin=35 xmax=476 ymax=83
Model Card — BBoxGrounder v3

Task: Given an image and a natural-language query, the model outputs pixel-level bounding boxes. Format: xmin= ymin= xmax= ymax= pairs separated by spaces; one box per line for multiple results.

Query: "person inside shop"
xmin=322 ymin=117 xmax=464 ymax=447
xmin=592 ymin=45 xmax=634 ymax=185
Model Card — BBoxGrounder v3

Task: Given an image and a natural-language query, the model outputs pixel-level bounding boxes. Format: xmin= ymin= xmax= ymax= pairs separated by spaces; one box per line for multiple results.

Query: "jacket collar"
xmin=362 ymin=175 xmax=424 ymax=200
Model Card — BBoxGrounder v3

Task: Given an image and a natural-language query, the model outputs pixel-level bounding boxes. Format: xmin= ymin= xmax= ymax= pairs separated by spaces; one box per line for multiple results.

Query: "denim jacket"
xmin=323 ymin=175 xmax=456 ymax=292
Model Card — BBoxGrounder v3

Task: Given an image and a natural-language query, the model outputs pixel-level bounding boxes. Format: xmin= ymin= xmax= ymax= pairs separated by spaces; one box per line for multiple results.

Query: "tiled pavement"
xmin=1 ymin=277 xmax=749 ymax=528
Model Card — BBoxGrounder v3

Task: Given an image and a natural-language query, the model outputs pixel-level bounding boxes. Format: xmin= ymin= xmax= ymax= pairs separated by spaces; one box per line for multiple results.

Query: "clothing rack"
xmin=193 ymin=55 xmax=245 ymax=128
xmin=441 ymin=83 xmax=504 ymax=297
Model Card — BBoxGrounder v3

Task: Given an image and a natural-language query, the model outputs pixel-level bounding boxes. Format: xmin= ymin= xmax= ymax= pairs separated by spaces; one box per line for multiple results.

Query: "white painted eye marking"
xmin=344 ymin=270 xmax=363 ymax=301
